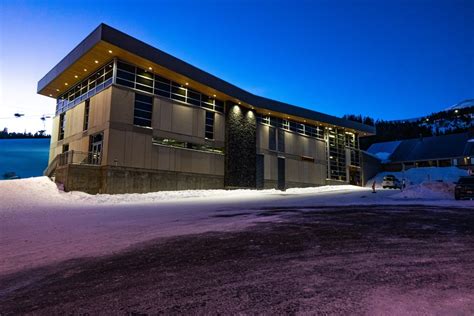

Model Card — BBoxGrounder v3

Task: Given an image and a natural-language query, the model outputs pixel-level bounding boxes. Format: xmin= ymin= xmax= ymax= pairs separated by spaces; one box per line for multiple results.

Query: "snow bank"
xmin=67 ymin=184 xmax=363 ymax=205
xmin=368 ymin=166 xmax=468 ymax=187
xmin=0 ymin=176 xmax=363 ymax=210
xmin=391 ymin=181 xmax=455 ymax=200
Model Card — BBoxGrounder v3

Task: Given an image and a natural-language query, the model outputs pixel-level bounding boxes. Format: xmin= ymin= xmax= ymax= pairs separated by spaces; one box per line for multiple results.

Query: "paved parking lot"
xmin=1 ymin=204 xmax=473 ymax=315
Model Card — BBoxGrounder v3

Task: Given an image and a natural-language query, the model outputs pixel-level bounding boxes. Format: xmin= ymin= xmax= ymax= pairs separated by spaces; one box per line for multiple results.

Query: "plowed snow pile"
xmin=391 ymin=182 xmax=455 ymax=200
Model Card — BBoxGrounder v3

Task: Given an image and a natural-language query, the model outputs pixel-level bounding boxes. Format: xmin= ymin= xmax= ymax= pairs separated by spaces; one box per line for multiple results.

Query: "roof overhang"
xmin=38 ymin=23 xmax=376 ymax=135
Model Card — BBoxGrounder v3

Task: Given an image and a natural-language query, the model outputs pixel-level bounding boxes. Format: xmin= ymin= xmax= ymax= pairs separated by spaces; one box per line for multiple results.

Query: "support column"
xmin=224 ymin=102 xmax=257 ymax=188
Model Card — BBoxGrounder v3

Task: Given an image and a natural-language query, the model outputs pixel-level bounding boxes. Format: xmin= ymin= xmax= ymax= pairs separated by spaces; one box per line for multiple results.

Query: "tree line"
xmin=0 ymin=129 xmax=50 ymax=139
xmin=343 ymin=106 xmax=474 ymax=150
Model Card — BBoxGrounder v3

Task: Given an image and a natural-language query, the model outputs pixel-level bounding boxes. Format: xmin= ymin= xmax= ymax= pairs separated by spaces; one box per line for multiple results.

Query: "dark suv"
xmin=454 ymin=176 xmax=474 ymax=200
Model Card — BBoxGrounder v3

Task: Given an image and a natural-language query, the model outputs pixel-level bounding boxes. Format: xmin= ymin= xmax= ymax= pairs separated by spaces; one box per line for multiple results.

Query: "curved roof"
xmin=38 ymin=23 xmax=375 ymax=134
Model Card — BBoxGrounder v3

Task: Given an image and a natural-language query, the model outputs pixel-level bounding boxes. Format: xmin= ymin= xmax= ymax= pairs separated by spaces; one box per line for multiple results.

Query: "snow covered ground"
xmin=367 ymin=166 xmax=469 ymax=186
xmin=1 ymin=176 xmax=472 ymax=276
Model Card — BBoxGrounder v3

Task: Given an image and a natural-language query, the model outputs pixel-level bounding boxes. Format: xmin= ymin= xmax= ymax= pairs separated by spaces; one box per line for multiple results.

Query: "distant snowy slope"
xmin=445 ymin=99 xmax=474 ymax=111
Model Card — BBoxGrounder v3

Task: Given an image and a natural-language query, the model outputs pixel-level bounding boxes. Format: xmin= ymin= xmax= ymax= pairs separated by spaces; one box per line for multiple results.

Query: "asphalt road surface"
xmin=1 ymin=205 xmax=473 ymax=315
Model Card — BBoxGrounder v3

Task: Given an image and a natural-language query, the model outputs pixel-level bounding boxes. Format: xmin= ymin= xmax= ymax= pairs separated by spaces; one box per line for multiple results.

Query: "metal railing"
xmin=44 ymin=150 xmax=101 ymax=177
xmin=58 ymin=150 xmax=102 ymax=166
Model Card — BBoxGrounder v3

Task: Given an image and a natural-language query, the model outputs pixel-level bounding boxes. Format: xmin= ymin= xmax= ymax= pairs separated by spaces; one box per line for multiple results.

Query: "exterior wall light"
xmin=232 ymin=105 xmax=241 ymax=114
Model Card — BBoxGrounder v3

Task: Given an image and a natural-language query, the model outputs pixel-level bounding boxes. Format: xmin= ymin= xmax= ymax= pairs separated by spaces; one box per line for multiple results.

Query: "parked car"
xmin=454 ymin=176 xmax=474 ymax=200
xmin=382 ymin=175 xmax=401 ymax=189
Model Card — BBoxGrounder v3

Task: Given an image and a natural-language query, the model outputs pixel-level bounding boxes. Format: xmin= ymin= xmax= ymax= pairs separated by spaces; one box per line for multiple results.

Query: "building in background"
xmin=39 ymin=24 xmax=375 ymax=194
xmin=367 ymin=132 xmax=474 ymax=172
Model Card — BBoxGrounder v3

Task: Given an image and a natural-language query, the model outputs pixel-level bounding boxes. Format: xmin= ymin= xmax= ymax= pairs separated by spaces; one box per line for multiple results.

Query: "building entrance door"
xmin=277 ymin=156 xmax=285 ymax=191
xmin=349 ymin=166 xmax=361 ymax=186
xmin=89 ymin=132 xmax=103 ymax=165
xmin=256 ymin=154 xmax=264 ymax=189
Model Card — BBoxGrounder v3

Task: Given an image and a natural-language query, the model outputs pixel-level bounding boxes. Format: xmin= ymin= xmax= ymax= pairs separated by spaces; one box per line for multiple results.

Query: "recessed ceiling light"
xmin=108 ymin=50 xmax=113 ymax=53
xmin=74 ymin=75 xmax=78 ymax=78
xmin=49 ymin=94 xmax=52 ymax=96
xmin=213 ymin=94 xmax=216 ymax=97
xmin=84 ymin=68 xmax=87 ymax=72
xmin=148 ymin=67 xmax=152 ymax=70
xmin=56 ymin=89 xmax=60 ymax=92
xmin=65 ymin=83 xmax=68 ymax=86
xmin=94 ymin=60 xmax=99 ymax=64
xmin=238 ymin=102 xmax=241 ymax=105
xmin=185 ymin=82 xmax=189 ymax=86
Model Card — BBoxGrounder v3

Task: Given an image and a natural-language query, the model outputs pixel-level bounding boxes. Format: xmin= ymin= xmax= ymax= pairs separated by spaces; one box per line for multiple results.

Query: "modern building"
xmin=367 ymin=132 xmax=474 ymax=171
xmin=39 ymin=24 xmax=375 ymax=194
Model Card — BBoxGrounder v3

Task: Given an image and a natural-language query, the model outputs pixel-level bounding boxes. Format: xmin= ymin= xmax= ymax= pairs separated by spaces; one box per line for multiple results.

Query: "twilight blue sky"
xmin=0 ymin=0 xmax=473 ymax=133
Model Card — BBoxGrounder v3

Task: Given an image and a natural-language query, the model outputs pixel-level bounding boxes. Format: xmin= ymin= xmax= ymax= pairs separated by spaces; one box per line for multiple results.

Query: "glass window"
xmin=155 ymin=81 xmax=170 ymax=92
xmin=134 ymin=93 xmax=153 ymax=127
xmin=58 ymin=113 xmax=65 ymax=140
xmin=117 ymin=60 xmax=135 ymax=73
xmin=205 ymin=111 xmax=214 ymax=139
xmin=83 ymin=99 xmax=90 ymax=131
xmin=152 ymin=137 xmax=223 ymax=154
xmin=136 ymin=67 xmax=153 ymax=80
xmin=269 ymin=127 xmax=276 ymax=150
xmin=114 ymin=59 xmax=225 ymax=114
xmin=117 ymin=70 xmax=135 ymax=82
xmin=56 ymin=61 xmax=114 ymax=115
